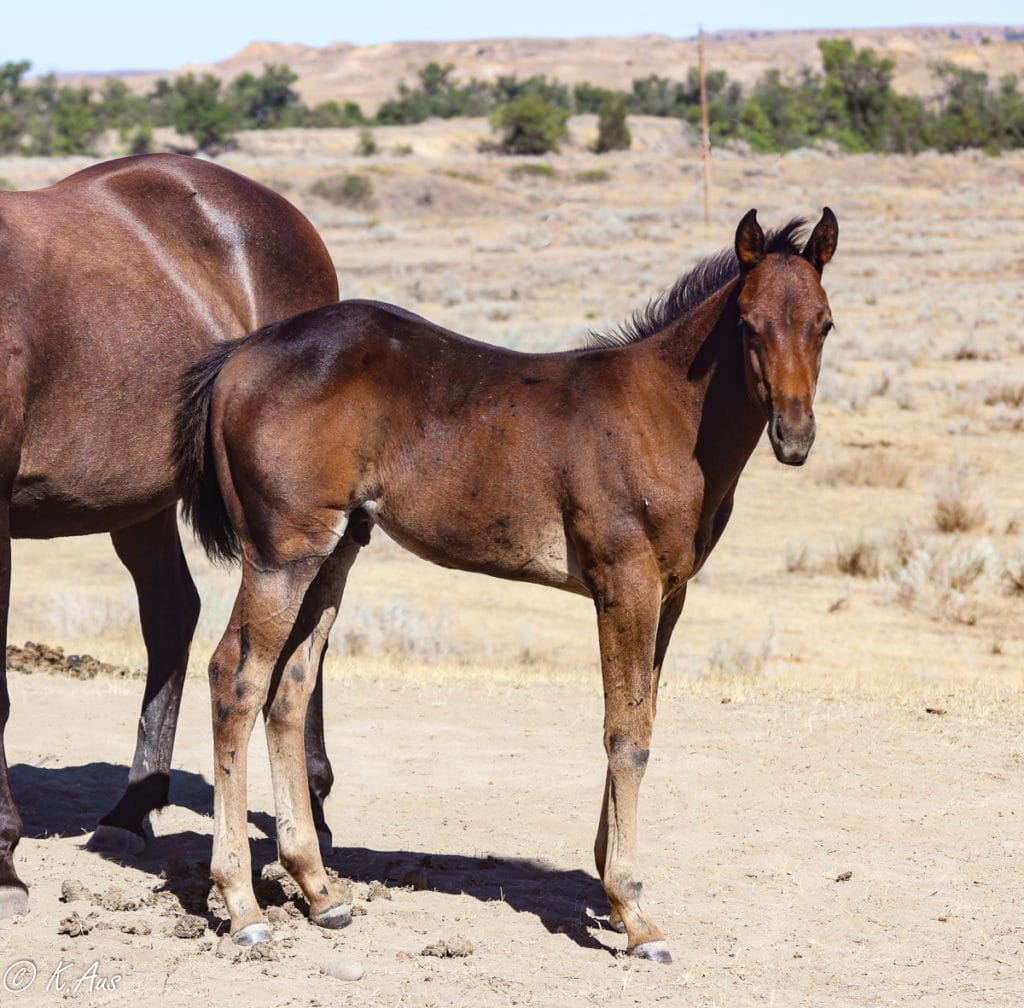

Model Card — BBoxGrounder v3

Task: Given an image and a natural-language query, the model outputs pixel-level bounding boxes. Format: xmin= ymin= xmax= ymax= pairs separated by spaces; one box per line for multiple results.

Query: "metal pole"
xmin=699 ymin=26 xmax=712 ymax=227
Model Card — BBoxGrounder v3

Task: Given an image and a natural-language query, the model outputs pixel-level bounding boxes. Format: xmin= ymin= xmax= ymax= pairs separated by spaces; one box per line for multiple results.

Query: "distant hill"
xmin=69 ymin=26 xmax=1024 ymax=114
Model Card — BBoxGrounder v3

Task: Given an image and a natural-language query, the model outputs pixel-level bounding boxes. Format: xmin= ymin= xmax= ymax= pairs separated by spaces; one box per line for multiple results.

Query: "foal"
xmin=175 ymin=208 xmax=838 ymax=960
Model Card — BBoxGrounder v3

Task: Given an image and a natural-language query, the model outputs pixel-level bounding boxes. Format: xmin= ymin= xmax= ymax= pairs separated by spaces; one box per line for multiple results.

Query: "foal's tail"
xmin=173 ymin=339 xmax=245 ymax=564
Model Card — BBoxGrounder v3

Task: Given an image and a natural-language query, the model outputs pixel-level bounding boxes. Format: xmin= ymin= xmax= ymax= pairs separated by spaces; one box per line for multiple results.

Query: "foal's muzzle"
xmin=768 ymin=409 xmax=816 ymax=466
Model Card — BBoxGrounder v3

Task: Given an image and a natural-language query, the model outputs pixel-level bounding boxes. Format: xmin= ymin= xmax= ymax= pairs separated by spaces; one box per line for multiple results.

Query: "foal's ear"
xmin=802 ymin=207 xmax=839 ymax=274
xmin=735 ymin=209 xmax=765 ymax=273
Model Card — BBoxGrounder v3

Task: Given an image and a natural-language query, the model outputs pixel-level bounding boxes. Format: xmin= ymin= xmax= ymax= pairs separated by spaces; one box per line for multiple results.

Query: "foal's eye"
xmin=822 ymin=320 xmax=835 ymax=337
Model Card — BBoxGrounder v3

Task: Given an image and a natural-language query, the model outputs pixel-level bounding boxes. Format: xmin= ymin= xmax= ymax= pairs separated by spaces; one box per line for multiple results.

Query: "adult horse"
xmin=174 ymin=208 xmax=838 ymax=960
xmin=0 ymin=153 xmax=340 ymax=918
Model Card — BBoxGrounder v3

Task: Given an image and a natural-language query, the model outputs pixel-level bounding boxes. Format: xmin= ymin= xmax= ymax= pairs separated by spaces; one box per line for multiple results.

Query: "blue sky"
xmin=8 ymin=1 xmax=1023 ymax=74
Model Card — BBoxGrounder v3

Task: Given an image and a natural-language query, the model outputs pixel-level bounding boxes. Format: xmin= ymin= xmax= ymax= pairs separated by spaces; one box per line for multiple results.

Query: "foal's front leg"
xmin=590 ymin=562 xmax=670 ymax=962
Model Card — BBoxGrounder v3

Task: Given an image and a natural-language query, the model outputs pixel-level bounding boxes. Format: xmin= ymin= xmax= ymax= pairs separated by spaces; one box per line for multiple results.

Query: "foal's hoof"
xmin=312 ymin=903 xmax=352 ymax=930
xmin=629 ymin=940 xmax=673 ymax=964
xmin=233 ymin=922 xmax=274 ymax=946
xmin=87 ymin=824 xmax=147 ymax=855
xmin=0 ymin=885 xmax=29 ymax=919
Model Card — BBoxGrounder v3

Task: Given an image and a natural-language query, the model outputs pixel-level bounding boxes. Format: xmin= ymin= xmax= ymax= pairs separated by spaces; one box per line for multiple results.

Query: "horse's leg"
xmin=588 ymin=559 xmax=673 ymax=962
xmin=90 ymin=507 xmax=200 ymax=852
xmin=0 ymin=493 xmax=29 ymax=918
xmin=304 ymin=651 xmax=334 ymax=856
xmin=208 ymin=559 xmax=348 ymax=944
xmin=596 ymin=586 xmax=686 ymax=939
xmin=265 ymin=540 xmax=359 ymax=927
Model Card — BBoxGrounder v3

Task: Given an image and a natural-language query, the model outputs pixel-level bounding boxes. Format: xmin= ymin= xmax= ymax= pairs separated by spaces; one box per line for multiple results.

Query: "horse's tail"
xmin=173 ymin=338 xmax=245 ymax=564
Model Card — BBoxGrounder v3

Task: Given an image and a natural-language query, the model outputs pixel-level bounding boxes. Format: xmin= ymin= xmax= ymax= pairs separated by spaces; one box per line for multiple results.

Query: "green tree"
xmin=228 ymin=63 xmax=302 ymax=128
xmin=169 ymin=72 xmax=235 ymax=152
xmin=376 ymin=62 xmax=491 ymax=124
xmin=930 ymin=63 xmax=1003 ymax=151
xmin=573 ymin=81 xmax=622 ymax=114
xmin=594 ymin=95 xmax=630 ymax=152
xmin=490 ymin=94 xmax=568 ymax=155
xmin=304 ymin=99 xmax=365 ymax=128
xmin=97 ymin=78 xmax=150 ymax=140
xmin=0 ymin=61 xmax=31 ymax=153
xmin=25 ymin=75 xmax=103 ymax=155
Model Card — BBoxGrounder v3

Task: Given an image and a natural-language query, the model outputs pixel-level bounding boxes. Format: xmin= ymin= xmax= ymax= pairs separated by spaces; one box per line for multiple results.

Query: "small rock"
xmin=60 ymin=879 xmax=89 ymax=903
xmin=101 ymin=887 xmax=140 ymax=912
xmin=173 ymin=914 xmax=208 ymax=939
xmin=835 ymin=871 xmax=853 ymax=883
xmin=260 ymin=862 xmax=289 ymax=882
xmin=216 ymin=934 xmax=237 ymax=959
xmin=367 ymin=880 xmax=392 ymax=902
xmin=320 ymin=956 xmax=364 ymax=982
xmin=121 ymin=922 xmax=152 ymax=936
xmin=241 ymin=942 xmax=279 ymax=962
xmin=265 ymin=906 xmax=291 ymax=927
xmin=57 ymin=912 xmax=92 ymax=937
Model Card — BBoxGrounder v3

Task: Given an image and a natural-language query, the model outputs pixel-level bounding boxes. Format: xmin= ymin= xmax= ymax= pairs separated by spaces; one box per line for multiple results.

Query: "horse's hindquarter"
xmin=3 ymin=156 xmax=337 ymax=537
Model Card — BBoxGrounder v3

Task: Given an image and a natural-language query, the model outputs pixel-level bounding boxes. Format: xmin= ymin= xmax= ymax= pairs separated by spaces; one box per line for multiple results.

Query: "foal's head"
xmin=734 ymin=208 xmax=838 ymax=466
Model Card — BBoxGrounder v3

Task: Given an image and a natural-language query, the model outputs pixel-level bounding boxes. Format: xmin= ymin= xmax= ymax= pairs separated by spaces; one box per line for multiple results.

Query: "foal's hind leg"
xmin=265 ymin=541 xmax=360 ymax=929
xmin=209 ymin=558 xmax=350 ymax=944
xmin=91 ymin=507 xmax=200 ymax=852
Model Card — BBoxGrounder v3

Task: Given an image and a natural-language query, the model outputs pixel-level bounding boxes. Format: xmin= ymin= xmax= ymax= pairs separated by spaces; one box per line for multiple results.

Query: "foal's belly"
xmin=375 ymin=508 xmax=590 ymax=597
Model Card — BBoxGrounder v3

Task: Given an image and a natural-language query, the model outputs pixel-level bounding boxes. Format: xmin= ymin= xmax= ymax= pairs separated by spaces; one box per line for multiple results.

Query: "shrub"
xmin=311 ymin=173 xmax=374 ymax=207
xmin=932 ymin=460 xmax=987 ymax=533
xmin=355 ymin=127 xmax=378 ymax=156
xmin=490 ymin=95 xmax=568 ymax=155
xmin=508 ymin=162 xmax=556 ymax=179
xmin=594 ymin=95 xmax=631 ymax=153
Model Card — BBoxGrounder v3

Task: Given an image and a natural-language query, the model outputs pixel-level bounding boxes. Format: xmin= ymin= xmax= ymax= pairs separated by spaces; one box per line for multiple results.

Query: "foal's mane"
xmin=589 ymin=219 xmax=808 ymax=348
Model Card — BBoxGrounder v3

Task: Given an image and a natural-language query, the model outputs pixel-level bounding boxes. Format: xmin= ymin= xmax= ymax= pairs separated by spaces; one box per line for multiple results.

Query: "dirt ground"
xmin=0 ymin=125 xmax=1022 ymax=1005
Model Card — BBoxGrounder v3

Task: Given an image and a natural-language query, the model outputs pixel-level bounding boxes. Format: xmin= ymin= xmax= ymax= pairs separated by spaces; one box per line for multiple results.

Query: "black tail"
xmin=173 ymin=338 xmax=246 ymax=564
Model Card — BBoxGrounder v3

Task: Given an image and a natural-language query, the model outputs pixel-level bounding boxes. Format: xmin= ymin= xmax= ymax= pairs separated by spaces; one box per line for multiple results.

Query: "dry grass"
xmin=818 ymin=448 xmax=912 ymax=489
xmin=932 ymin=459 xmax=988 ymax=533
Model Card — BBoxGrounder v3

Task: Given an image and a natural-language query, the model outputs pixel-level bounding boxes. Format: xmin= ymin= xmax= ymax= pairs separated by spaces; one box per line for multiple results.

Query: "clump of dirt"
xmin=58 ymin=911 xmax=93 ymax=937
xmin=421 ymin=936 xmax=474 ymax=958
xmin=6 ymin=641 xmax=140 ymax=680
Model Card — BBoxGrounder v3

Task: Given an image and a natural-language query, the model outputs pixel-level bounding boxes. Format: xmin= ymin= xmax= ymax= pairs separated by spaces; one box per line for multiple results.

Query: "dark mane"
xmin=589 ymin=218 xmax=809 ymax=348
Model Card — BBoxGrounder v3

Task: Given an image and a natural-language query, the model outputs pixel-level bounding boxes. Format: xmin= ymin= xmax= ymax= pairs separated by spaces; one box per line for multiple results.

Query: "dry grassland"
xmin=0 ymin=120 xmax=1021 ymax=1005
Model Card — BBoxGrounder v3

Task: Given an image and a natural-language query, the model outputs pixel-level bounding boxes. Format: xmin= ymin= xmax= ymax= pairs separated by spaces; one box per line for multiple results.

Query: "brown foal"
xmin=0 ymin=154 xmax=338 ymax=919
xmin=175 ymin=208 xmax=838 ymax=960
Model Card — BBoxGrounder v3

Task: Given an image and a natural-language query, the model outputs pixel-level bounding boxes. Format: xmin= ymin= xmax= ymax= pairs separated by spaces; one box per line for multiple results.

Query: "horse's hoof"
xmin=312 ymin=903 xmax=352 ymax=930
xmin=629 ymin=940 xmax=673 ymax=964
xmin=0 ymin=885 xmax=30 ymax=918
xmin=87 ymin=824 xmax=147 ymax=855
xmin=233 ymin=922 xmax=273 ymax=946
